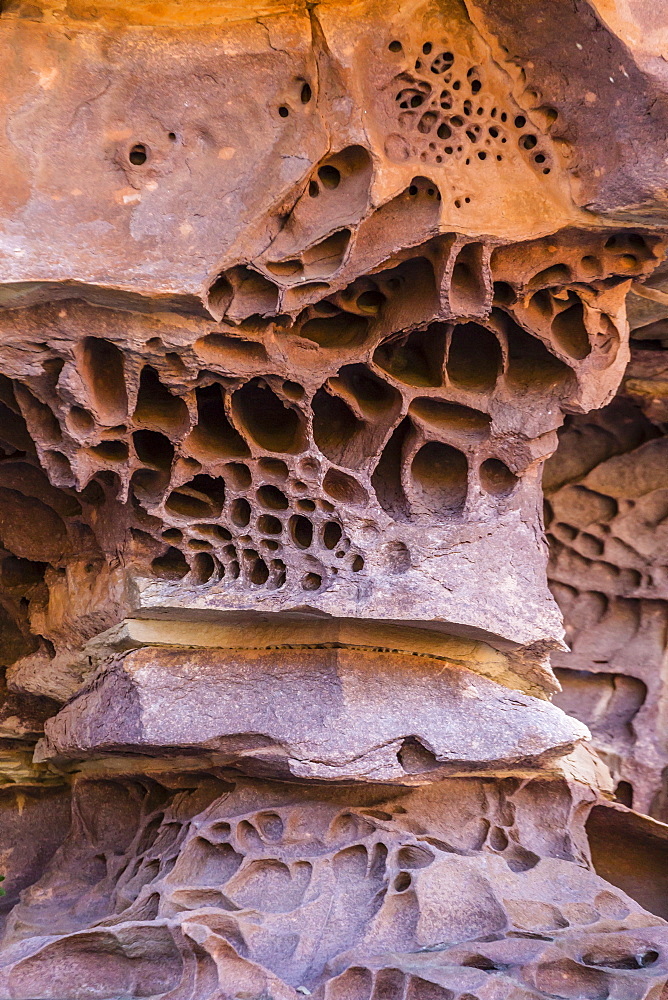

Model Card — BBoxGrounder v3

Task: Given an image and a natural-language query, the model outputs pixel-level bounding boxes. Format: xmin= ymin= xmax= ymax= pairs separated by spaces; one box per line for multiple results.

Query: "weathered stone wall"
xmin=0 ymin=1 xmax=667 ymax=997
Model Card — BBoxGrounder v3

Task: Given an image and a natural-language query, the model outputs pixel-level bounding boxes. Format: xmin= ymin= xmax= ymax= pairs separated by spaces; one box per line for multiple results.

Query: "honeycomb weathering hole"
xmin=480 ymin=458 xmax=518 ymax=496
xmin=207 ymin=273 xmax=233 ymax=318
xmin=323 ymin=468 xmax=368 ymax=505
xmin=195 ymin=334 xmax=268 ymax=365
xmin=151 ymin=546 xmax=189 ymax=580
xmin=411 ymin=441 xmax=468 ymax=515
xmin=231 ymin=498 xmax=251 ymax=526
xmin=289 ymin=514 xmax=313 ymax=548
xmin=505 ymin=321 xmax=572 ymax=391
xmin=129 ymin=143 xmax=148 ymax=165
xmin=257 ymin=484 xmax=289 ymax=510
xmin=409 ymin=398 xmax=490 ymax=438
xmin=189 ymin=384 xmax=250 ymax=461
xmin=551 ymin=296 xmax=591 ymax=360
xmin=447 ymin=323 xmax=502 ymax=392
xmin=80 ymin=338 xmax=128 ymax=424
xmin=449 ymin=242 xmax=487 ymax=315
xmin=133 ymin=430 xmax=174 ymax=470
xmin=233 ymin=379 xmax=305 ymax=454
xmin=300 ymin=312 xmax=370 ymax=348
xmin=374 ymin=326 xmax=445 ymax=387
xmin=134 ymin=366 xmax=189 ymax=435
xmin=372 ymin=417 xmax=411 ymax=520
xmin=312 ymin=388 xmax=365 ymax=468
xmin=301 ymin=229 xmax=351 ymax=278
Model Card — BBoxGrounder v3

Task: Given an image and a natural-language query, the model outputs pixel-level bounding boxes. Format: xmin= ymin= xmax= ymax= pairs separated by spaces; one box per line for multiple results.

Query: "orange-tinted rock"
xmin=0 ymin=0 xmax=668 ymax=995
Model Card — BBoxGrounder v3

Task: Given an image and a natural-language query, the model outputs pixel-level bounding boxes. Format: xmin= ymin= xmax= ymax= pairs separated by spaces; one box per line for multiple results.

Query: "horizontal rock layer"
xmin=37 ymin=645 xmax=589 ymax=782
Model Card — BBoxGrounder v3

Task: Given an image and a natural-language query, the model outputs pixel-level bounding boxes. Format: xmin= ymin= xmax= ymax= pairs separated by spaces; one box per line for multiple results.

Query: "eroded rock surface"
xmin=1 ymin=0 xmax=668 ymax=997
xmin=545 ymin=335 xmax=668 ymax=819
xmin=2 ymin=772 xmax=668 ymax=1000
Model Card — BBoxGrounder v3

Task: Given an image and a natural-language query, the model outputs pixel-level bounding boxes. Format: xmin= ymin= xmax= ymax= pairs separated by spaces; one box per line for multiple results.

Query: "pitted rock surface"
xmin=1 ymin=2 xmax=668 ymax=998
xmin=1 ymin=773 xmax=667 ymax=1000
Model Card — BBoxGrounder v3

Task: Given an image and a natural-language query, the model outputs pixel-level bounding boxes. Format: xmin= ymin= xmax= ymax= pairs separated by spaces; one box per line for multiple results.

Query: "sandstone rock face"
xmin=38 ymin=646 xmax=589 ymax=781
xmin=545 ymin=340 xmax=668 ymax=819
xmin=0 ymin=0 xmax=665 ymax=657
xmin=0 ymin=0 xmax=668 ymax=997
xmin=2 ymin=772 xmax=668 ymax=1000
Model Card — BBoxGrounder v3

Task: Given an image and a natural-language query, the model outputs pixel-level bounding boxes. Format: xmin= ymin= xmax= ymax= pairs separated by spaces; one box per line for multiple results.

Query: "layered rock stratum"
xmin=1 ymin=0 xmax=668 ymax=997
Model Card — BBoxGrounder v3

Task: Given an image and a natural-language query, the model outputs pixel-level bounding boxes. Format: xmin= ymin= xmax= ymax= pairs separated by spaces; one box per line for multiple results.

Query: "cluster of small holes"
xmin=386 ymin=38 xmax=554 ymax=178
xmin=39 ymin=348 xmax=368 ymax=592
xmin=545 ymin=394 xmax=668 ymax=601
xmin=24 ymin=323 xmax=531 ymax=587
xmin=150 ymin=462 xmax=365 ymax=593
xmin=15 ymin=222 xmax=653 ymax=605
xmin=24 ymin=771 xmax=654 ymax=1000
xmin=21 ymin=297 xmax=586 ymax=557
xmin=277 ymin=78 xmax=314 ymax=119
xmin=309 ymin=164 xmax=342 ymax=200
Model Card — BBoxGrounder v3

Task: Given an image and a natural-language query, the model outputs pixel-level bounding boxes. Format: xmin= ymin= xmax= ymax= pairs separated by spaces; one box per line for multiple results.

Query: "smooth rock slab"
xmin=38 ymin=646 xmax=589 ymax=782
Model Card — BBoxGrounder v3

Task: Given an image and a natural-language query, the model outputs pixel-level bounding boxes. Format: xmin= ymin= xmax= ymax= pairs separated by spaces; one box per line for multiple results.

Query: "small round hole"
xmin=168 ymin=132 xmax=177 ymax=141
xmin=258 ymin=514 xmax=282 ymax=535
xmin=290 ymin=514 xmax=313 ymax=549
xmin=318 ymin=165 xmax=341 ymax=189
xmin=129 ymin=144 xmax=148 ymax=165
xmin=301 ymin=82 xmax=312 ymax=103
xmin=278 ymin=105 xmax=289 ymax=118
xmin=394 ymin=872 xmax=412 ymax=891
xmin=357 ymin=289 xmax=386 ymax=313
xmin=323 ymin=521 xmax=342 ymax=550
xmin=162 ymin=528 xmax=183 ymax=543
xmin=388 ymin=40 xmax=402 ymax=52
xmin=257 ymin=484 xmax=289 ymax=510
xmin=514 ymin=115 xmax=526 ymax=128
